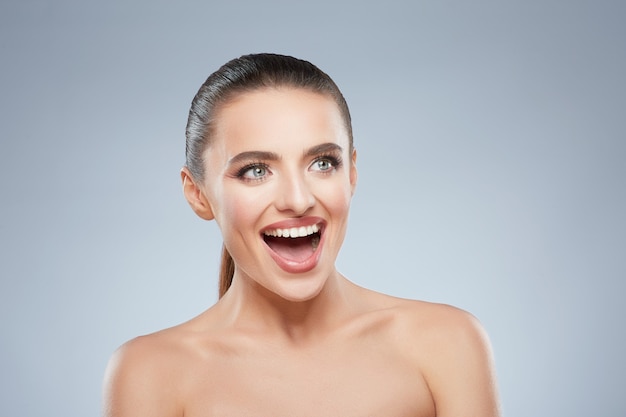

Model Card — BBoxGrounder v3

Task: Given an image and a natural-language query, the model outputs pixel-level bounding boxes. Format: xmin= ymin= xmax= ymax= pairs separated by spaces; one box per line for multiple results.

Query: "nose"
xmin=274 ymin=172 xmax=315 ymax=215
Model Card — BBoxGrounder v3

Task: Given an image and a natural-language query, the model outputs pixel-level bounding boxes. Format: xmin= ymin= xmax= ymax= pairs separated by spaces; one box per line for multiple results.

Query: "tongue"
xmin=265 ymin=236 xmax=314 ymax=262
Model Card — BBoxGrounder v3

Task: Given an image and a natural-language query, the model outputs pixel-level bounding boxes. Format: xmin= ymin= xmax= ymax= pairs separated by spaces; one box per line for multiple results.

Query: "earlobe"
xmin=181 ymin=167 xmax=215 ymax=221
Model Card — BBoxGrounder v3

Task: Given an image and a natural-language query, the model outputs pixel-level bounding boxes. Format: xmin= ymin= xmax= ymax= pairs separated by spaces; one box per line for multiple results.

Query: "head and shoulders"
xmin=108 ymin=51 xmax=485 ymax=357
xmin=104 ymin=53 xmax=498 ymax=417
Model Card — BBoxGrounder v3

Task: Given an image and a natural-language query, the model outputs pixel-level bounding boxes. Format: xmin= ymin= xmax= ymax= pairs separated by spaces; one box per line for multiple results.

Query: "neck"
xmin=219 ymin=271 xmax=354 ymax=344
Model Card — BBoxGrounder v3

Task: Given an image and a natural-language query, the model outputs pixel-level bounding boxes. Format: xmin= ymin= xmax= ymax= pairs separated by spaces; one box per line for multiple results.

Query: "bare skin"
xmin=103 ymin=88 xmax=500 ymax=416
xmin=103 ymin=279 xmax=499 ymax=417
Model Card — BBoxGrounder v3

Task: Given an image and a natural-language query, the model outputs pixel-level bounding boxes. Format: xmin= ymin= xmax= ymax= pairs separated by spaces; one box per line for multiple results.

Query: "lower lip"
xmin=264 ymin=234 xmax=324 ymax=274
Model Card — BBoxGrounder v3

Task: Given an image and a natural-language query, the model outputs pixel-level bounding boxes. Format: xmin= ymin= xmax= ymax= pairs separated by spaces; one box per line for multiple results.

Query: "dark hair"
xmin=185 ymin=53 xmax=353 ymax=298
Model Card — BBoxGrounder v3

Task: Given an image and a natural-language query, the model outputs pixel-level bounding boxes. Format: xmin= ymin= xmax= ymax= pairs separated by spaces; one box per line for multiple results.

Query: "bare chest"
xmin=182 ymin=344 xmax=434 ymax=417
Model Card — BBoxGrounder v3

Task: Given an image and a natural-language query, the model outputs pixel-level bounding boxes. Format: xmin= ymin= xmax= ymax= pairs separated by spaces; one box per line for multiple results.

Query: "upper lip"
xmin=261 ymin=217 xmax=324 ymax=237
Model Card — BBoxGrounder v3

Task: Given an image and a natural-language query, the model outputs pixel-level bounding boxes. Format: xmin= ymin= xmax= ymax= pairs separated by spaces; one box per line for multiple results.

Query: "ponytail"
xmin=218 ymin=245 xmax=235 ymax=298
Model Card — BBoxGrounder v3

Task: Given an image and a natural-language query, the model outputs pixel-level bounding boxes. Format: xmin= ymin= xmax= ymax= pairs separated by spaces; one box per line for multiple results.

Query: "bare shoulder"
xmin=105 ymin=325 xmax=192 ymax=381
xmin=362 ymin=290 xmax=501 ymax=417
xmin=103 ymin=330 xmax=183 ymax=417
xmin=360 ymin=289 xmax=487 ymax=344
xmin=102 ymin=314 xmax=216 ymax=417
xmin=408 ymin=301 xmax=500 ymax=416
xmin=395 ymin=298 xmax=489 ymax=348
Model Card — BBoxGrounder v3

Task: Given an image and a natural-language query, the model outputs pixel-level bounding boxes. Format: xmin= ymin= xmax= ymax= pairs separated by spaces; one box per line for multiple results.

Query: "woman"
xmin=103 ymin=53 xmax=500 ymax=416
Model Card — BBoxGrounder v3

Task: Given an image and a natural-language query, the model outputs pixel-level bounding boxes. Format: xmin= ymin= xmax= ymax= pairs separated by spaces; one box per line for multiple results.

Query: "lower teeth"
xmin=312 ymin=235 xmax=320 ymax=250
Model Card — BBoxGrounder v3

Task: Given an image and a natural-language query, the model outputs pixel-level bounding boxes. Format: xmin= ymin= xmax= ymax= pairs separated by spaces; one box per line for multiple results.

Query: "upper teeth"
xmin=264 ymin=224 xmax=320 ymax=238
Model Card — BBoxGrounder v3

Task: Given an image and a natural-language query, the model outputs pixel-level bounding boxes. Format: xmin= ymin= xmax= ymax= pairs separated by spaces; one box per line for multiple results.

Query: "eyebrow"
xmin=227 ymin=150 xmax=281 ymax=167
xmin=227 ymin=143 xmax=344 ymax=167
xmin=304 ymin=142 xmax=344 ymax=158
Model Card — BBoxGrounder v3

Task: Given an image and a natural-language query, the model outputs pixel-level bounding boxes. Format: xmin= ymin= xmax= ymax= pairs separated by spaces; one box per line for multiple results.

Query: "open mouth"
xmin=263 ymin=224 xmax=321 ymax=263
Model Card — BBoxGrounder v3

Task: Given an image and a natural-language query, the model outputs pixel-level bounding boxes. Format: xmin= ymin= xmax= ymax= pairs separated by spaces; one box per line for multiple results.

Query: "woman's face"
xmin=196 ymin=87 xmax=356 ymax=302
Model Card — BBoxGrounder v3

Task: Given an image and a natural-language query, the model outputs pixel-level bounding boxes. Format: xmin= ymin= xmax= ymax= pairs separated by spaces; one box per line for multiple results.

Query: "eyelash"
xmin=234 ymin=154 xmax=343 ymax=182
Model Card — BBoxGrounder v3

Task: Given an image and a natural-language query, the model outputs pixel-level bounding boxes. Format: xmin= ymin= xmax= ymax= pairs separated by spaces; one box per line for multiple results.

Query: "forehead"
xmin=211 ymin=87 xmax=349 ymax=154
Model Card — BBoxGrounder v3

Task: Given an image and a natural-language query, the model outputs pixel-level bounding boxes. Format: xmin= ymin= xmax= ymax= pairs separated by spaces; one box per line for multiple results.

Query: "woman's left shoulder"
xmin=418 ymin=300 xmax=485 ymax=333
xmin=379 ymin=295 xmax=489 ymax=345
xmin=383 ymin=297 xmax=501 ymax=416
xmin=353 ymin=285 xmax=493 ymax=355
xmin=363 ymin=291 xmax=494 ymax=368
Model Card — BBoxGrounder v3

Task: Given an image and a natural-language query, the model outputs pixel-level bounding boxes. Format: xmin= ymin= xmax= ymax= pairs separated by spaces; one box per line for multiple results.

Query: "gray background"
xmin=1 ymin=1 xmax=624 ymax=416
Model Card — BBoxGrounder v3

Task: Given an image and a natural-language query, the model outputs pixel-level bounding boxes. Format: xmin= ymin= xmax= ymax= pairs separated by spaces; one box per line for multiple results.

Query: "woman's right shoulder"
xmin=102 ymin=328 xmax=190 ymax=417
xmin=107 ymin=306 xmax=225 ymax=367
xmin=106 ymin=329 xmax=183 ymax=375
xmin=102 ymin=316 xmax=221 ymax=417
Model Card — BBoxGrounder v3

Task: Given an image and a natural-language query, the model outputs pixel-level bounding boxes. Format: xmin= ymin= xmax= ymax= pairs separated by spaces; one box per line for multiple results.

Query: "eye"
xmin=310 ymin=155 xmax=342 ymax=173
xmin=314 ymin=159 xmax=332 ymax=171
xmin=237 ymin=164 xmax=270 ymax=181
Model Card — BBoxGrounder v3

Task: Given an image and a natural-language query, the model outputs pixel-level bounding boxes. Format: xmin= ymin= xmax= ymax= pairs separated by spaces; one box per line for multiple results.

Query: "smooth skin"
xmin=103 ymin=88 xmax=500 ymax=417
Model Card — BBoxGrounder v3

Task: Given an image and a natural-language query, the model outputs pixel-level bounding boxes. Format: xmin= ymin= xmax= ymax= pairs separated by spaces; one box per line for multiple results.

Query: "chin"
xmin=270 ymin=273 xmax=329 ymax=303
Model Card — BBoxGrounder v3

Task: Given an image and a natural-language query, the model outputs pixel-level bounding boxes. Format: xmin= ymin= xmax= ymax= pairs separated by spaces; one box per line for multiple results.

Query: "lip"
xmin=261 ymin=216 xmax=325 ymax=274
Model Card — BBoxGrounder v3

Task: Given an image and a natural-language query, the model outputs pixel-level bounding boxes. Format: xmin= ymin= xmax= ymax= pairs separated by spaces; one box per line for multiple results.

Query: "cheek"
xmin=317 ymin=178 xmax=353 ymax=216
xmin=217 ymin=187 xmax=266 ymax=233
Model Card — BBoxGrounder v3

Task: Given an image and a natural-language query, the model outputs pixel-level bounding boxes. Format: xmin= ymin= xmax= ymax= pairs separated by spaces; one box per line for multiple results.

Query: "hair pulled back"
xmin=185 ymin=53 xmax=353 ymax=298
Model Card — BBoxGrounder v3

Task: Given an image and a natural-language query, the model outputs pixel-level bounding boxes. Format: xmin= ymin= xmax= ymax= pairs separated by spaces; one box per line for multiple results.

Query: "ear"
xmin=181 ymin=167 xmax=214 ymax=221
xmin=349 ymin=148 xmax=358 ymax=196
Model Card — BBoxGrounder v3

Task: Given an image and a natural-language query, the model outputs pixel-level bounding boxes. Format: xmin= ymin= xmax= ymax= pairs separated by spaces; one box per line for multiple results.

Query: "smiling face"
xmin=185 ymin=87 xmax=357 ymax=302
